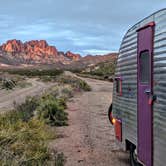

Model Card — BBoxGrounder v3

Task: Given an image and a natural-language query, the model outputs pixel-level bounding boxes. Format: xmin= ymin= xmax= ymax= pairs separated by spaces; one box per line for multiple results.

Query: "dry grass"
xmin=0 ymin=86 xmax=70 ymax=165
xmin=0 ymin=112 xmax=56 ymax=165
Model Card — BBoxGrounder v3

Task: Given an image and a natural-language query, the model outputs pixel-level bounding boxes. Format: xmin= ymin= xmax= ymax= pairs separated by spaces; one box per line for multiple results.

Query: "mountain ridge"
xmin=0 ymin=39 xmax=81 ymax=65
xmin=0 ymin=39 xmax=118 ymax=69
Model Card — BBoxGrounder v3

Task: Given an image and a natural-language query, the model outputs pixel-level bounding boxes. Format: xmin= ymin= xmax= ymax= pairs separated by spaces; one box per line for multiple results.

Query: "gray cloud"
xmin=0 ymin=0 xmax=165 ymax=55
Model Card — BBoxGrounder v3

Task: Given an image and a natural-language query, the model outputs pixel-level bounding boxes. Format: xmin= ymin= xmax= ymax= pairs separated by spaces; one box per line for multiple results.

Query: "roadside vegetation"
xmin=0 ymin=71 xmax=91 ymax=165
xmin=39 ymin=74 xmax=92 ymax=92
xmin=0 ymin=68 xmax=63 ymax=90
xmin=57 ymin=75 xmax=91 ymax=91
xmin=0 ymin=75 xmax=32 ymax=90
xmin=0 ymin=68 xmax=63 ymax=77
xmin=0 ymin=86 xmax=69 ymax=165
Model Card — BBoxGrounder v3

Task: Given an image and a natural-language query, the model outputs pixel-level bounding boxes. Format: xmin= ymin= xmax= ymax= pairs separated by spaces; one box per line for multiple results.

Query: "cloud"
xmin=0 ymin=0 xmax=165 ymax=55
xmin=82 ymin=49 xmax=115 ymax=55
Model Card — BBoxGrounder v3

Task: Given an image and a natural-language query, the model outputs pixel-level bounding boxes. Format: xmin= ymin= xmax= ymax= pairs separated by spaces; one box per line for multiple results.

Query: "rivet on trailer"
xmin=108 ymin=9 xmax=166 ymax=166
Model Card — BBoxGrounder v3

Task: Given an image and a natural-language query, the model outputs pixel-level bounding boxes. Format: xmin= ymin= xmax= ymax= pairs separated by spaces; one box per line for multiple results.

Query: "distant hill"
xmin=65 ymin=53 xmax=118 ymax=70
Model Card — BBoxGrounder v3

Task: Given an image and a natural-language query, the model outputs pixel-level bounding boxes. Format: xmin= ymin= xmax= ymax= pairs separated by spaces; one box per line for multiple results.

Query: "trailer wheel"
xmin=130 ymin=145 xmax=142 ymax=166
xmin=108 ymin=104 xmax=113 ymax=124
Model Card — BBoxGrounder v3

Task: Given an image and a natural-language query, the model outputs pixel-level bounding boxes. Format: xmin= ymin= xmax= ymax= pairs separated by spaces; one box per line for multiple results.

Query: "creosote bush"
xmin=57 ymin=75 xmax=91 ymax=91
xmin=0 ymin=112 xmax=55 ymax=165
xmin=0 ymin=75 xmax=32 ymax=90
xmin=36 ymin=95 xmax=68 ymax=126
xmin=14 ymin=97 xmax=39 ymax=122
xmin=0 ymin=68 xmax=63 ymax=77
xmin=14 ymin=94 xmax=68 ymax=127
xmin=1 ymin=78 xmax=16 ymax=90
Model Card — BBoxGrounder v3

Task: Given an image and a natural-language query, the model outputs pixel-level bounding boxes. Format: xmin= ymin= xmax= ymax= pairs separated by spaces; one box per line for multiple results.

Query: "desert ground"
xmin=52 ymin=76 xmax=129 ymax=166
xmin=0 ymin=78 xmax=55 ymax=111
xmin=0 ymin=74 xmax=129 ymax=165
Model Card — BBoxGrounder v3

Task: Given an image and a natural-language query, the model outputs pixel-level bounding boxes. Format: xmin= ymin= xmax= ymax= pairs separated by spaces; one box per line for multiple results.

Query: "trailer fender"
xmin=108 ymin=104 xmax=115 ymax=125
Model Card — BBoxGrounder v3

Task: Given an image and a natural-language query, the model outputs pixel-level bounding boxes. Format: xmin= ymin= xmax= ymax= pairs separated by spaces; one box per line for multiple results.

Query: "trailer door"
xmin=137 ymin=22 xmax=155 ymax=166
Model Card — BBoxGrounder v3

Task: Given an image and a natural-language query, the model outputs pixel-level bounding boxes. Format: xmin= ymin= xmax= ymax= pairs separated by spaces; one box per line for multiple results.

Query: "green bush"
xmin=36 ymin=95 xmax=68 ymax=126
xmin=0 ymin=113 xmax=55 ymax=165
xmin=14 ymin=97 xmax=39 ymax=122
xmin=13 ymin=93 xmax=68 ymax=127
xmin=39 ymin=75 xmax=56 ymax=82
xmin=2 ymin=69 xmax=63 ymax=77
xmin=1 ymin=78 xmax=16 ymax=90
xmin=58 ymin=75 xmax=91 ymax=91
xmin=61 ymin=87 xmax=74 ymax=98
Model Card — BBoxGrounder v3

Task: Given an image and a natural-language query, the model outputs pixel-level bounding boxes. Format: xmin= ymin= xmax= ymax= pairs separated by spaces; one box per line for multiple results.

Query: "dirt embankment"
xmin=52 ymin=77 xmax=129 ymax=166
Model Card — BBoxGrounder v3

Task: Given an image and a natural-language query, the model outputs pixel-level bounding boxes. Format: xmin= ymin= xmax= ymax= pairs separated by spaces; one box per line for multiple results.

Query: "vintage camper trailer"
xmin=108 ymin=9 xmax=166 ymax=166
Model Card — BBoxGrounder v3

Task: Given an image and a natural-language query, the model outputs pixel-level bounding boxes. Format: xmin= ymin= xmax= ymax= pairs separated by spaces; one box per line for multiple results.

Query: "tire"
xmin=108 ymin=104 xmax=113 ymax=124
xmin=130 ymin=145 xmax=142 ymax=166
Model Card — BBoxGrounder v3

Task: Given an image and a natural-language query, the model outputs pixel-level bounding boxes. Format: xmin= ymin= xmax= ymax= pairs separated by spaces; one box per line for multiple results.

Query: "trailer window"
xmin=115 ymin=77 xmax=122 ymax=96
xmin=140 ymin=51 xmax=150 ymax=84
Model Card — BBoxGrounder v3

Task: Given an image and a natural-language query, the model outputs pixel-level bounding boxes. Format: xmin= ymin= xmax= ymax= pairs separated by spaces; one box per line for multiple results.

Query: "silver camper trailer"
xmin=108 ymin=9 xmax=166 ymax=166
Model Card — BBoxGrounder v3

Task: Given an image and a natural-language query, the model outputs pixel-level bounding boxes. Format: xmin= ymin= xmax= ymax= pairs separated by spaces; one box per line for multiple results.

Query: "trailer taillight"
xmin=112 ymin=118 xmax=116 ymax=124
xmin=115 ymin=119 xmax=122 ymax=142
xmin=109 ymin=110 xmax=116 ymax=125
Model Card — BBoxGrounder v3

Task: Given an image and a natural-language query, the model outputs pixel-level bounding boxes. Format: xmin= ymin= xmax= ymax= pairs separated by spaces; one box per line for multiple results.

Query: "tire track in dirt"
xmin=52 ymin=77 xmax=129 ymax=166
xmin=0 ymin=78 xmax=54 ymax=110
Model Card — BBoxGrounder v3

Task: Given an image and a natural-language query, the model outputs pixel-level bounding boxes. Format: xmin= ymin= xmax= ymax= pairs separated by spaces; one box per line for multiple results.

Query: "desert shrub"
xmin=58 ymin=75 xmax=91 ymax=91
xmin=1 ymin=78 xmax=16 ymax=90
xmin=61 ymin=87 xmax=74 ymax=98
xmin=36 ymin=95 xmax=68 ymax=126
xmin=14 ymin=93 xmax=68 ymax=127
xmin=39 ymin=75 xmax=56 ymax=82
xmin=76 ymin=73 xmax=105 ymax=80
xmin=49 ymin=86 xmax=60 ymax=98
xmin=0 ymin=112 xmax=56 ymax=165
xmin=14 ymin=97 xmax=39 ymax=122
xmin=3 ymin=69 xmax=63 ymax=77
xmin=78 ymin=79 xmax=91 ymax=91
xmin=0 ymin=74 xmax=32 ymax=90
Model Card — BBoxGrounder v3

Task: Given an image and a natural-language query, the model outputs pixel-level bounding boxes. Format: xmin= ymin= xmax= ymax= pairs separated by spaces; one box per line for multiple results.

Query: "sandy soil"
xmin=52 ymin=77 xmax=129 ymax=166
xmin=0 ymin=78 xmax=54 ymax=110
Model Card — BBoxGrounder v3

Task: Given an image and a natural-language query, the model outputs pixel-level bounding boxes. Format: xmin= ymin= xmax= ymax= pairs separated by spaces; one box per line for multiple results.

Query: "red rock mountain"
xmin=0 ymin=39 xmax=118 ymax=68
xmin=0 ymin=39 xmax=81 ymax=64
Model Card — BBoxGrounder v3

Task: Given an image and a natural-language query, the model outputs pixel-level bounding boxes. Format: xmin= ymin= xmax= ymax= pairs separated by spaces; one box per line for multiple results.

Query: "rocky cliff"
xmin=0 ymin=39 xmax=81 ymax=64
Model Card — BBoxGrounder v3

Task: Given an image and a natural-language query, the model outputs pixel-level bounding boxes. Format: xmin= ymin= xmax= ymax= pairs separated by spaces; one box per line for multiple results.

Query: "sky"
xmin=0 ymin=0 xmax=165 ymax=56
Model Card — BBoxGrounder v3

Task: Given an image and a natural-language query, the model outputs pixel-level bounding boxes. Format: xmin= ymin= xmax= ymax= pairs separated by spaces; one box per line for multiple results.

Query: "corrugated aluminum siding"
xmin=153 ymin=9 xmax=166 ymax=166
xmin=112 ymin=9 xmax=166 ymax=166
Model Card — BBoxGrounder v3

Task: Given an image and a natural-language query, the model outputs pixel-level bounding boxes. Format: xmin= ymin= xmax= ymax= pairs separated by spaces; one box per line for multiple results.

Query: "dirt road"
xmin=52 ymin=77 xmax=129 ymax=166
xmin=0 ymin=78 xmax=54 ymax=110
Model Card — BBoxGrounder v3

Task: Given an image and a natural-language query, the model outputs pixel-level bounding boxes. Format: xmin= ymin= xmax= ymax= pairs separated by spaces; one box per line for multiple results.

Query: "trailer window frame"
xmin=139 ymin=50 xmax=150 ymax=84
xmin=115 ymin=77 xmax=122 ymax=96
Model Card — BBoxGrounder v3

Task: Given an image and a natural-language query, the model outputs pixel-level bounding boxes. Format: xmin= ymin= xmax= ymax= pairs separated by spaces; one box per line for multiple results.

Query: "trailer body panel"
xmin=112 ymin=9 xmax=166 ymax=166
